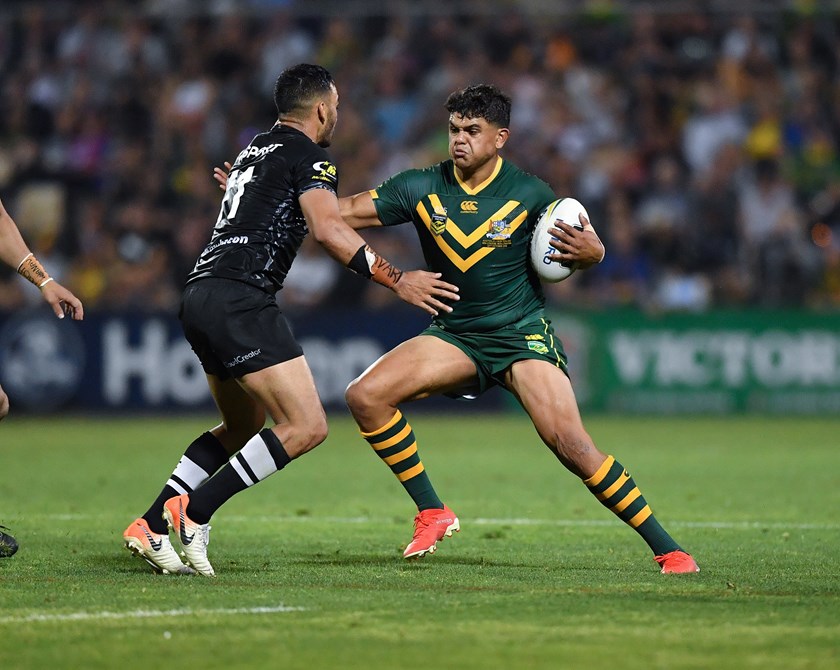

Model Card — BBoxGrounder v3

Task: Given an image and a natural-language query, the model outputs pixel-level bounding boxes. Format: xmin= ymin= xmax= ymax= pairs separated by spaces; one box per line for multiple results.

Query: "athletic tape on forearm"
xmin=17 ymin=253 xmax=53 ymax=288
xmin=347 ymin=244 xmax=403 ymax=289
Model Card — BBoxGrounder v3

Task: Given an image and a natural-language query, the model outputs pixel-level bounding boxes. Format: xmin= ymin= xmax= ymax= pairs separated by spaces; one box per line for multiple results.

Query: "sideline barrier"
xmin=550 ymin=308 xmax=840 ymax=414
xmin=0 ymin=306 xmax=496 ymax=414
xmin=2 ymin=307 xmax=839 ymax=414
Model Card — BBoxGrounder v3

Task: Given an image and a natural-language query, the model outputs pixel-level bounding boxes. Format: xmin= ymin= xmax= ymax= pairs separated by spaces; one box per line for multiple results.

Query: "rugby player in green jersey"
xmin=338 ymin=85 xmax=699 ymax=574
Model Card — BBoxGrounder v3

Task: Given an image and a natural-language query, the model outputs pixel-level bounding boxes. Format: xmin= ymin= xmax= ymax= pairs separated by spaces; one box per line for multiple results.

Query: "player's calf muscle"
xmin=549 ymin=432 xmax=604 ymax=478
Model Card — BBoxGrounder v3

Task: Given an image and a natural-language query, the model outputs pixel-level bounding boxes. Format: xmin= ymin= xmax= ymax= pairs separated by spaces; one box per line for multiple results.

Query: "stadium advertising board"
xmin=1 ymin=308 xmax=839 ymax=414
xmin=550 ymin=309 xmax=840 ymax=414
xmin=0 ymin=307 xmax=480 ymax=414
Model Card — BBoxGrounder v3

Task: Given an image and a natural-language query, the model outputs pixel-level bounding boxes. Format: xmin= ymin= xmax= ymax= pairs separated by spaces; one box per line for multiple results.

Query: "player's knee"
xmin=344 ymin=376 xmax=368 ymax=415
xmin=0 ymin=389 xmax=8 ymax=421
xmin=346 ymin=373 xmax=390 ymax=414
xmin=296 ymin=413 xmax=329 ymax=454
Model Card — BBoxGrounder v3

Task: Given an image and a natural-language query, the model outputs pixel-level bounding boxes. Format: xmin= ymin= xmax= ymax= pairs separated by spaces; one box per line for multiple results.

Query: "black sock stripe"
xmin=169 ymin=474 xmax=192 ymax=493
xmin=235 ymin=452 xmax=259 ymax=484
xmin=183 ymin=432 xmax=229 ymax=473
xmin=259 ymin=428 xmax=291 ymax=470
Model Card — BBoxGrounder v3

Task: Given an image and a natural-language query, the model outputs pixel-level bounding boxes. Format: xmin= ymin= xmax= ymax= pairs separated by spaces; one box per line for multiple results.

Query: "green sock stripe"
xmin=600 ymin=479 xmax=637 ymax=509
xmin=403 ymin=471 xmax=443 ymax=511
xmin=616 ymin=496 xmax=649 ymax=523
xmin=365 ymin=415 xmax=443 ymax=512
xmin=370 ymin=432 xmax=416 ymax=460
xmin=364 ymin=415 xmax=408 ymax=445
xmin=584 ymin=457 xmax=682 ymax=555
xmin=636 ymin=517 xmax=681 ymax=555
xmin=390 ymin=451 xmax=421 ymax=476
xmin=586 ymin=460 xmax=625 ymax=495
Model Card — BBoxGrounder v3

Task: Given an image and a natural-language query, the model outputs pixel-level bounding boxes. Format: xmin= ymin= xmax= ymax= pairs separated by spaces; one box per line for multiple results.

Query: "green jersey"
xmin=371 ymin=157 xmax=556 ymax=333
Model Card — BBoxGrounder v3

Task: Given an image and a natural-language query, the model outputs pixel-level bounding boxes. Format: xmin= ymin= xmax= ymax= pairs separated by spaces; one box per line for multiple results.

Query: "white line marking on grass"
xmin=31 ymin=514 xmax=840 ymax=531
xmin=223 ymin=516 xmax=840 ymax=531
xmin=0 ymin=605 xmax=304 ymax=625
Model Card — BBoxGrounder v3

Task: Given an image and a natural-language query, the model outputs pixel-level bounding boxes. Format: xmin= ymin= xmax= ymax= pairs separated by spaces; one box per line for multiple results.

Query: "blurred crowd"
xmin=2 ymin=2 xmax=840 ymax=315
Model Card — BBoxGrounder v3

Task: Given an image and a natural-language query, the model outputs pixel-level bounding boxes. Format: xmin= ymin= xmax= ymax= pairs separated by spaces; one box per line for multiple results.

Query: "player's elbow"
xmin=309 ymin=218 xmax=341 ymax=248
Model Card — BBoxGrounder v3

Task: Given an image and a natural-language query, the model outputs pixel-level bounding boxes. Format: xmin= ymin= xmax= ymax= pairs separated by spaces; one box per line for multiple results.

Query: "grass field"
xmin=0 ymin=413 xmax=838 ymax=669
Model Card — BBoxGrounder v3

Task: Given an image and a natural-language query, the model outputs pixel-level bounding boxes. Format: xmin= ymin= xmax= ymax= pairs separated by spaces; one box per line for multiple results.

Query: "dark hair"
xmin=445 ymin=84 xmax=511 ymax=128
xmin=273 ymin=64 xmax=335 ymax=116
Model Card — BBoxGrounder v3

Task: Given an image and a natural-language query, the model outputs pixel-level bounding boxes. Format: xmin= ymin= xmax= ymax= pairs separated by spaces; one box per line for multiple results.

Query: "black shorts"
xmin=179 ymin=278 xmax=303 ymax=380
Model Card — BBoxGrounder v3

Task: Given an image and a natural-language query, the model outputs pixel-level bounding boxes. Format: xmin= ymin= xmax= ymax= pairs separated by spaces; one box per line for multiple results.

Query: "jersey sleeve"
xmin=524 ymin=178 xmax=559 ymax=229
xmin=369 ymin=169 xmax=426 ymax=227
xmin=295 ymin=145 xmax=339 ymax=196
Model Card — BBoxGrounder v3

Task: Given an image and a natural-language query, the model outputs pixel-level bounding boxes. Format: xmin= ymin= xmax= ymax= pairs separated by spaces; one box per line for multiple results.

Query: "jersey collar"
xmin=453 ymin=156 xmax=503 ymax=195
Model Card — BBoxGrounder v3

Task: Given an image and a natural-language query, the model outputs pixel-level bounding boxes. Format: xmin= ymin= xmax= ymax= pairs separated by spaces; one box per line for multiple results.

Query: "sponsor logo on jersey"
xmin=528 ymin=341 xmax=549 ymax=354
xmin=224 ymin=348 xmax=262 ymax=369
xmin=312 ymin=160 xmax=337 ymax=183
xmin=203 ymin=235 xmax=249 ymax=255
xmin=431 ymin=208 xmax=448 ymax=236
xmin=482 ymin=219 xmax=512 ymax=247
xmin=234 ymin=142 xmax=283 ymax=164
xmin=460 ymin=200 xmax=478 ymax=213
xmin=525 ymin=334 xmax=545 ymax=341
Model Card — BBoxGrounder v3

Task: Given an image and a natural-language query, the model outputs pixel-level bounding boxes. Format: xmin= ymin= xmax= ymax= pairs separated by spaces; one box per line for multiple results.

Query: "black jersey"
xmin=188 ymin=124 xmax=339 ymax=293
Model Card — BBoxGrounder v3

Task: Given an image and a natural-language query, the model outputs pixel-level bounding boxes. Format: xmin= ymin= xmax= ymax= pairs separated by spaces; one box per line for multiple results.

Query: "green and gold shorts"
xmin=421 ymin=312 xmax=569 ymax=397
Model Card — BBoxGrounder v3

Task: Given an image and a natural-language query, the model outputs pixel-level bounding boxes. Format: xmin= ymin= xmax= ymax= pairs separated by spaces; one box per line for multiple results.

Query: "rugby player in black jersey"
xmin=123 ymin=64 xmax=459 ymax=576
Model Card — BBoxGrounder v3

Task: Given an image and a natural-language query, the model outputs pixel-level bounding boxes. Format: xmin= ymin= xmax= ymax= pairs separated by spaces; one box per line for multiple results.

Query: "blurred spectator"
xmin=0 ymin=3 xmax=836 ymax=314
xmin=737 ymin=157 xmax=815 ymax=305
xmin=586 ymin=192 xmax=653 ymax=308
xmin=682 ymin=81 xmax=748 ymax=176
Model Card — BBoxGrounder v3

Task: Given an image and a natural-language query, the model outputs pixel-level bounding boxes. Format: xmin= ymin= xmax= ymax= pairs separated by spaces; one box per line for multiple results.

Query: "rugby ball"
xmin=529 ymin=197 xmax=588 ymax=283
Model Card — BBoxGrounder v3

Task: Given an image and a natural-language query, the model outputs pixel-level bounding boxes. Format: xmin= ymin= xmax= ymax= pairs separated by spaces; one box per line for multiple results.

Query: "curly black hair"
xmin=445 ymin=84 xmax=511 ymax=128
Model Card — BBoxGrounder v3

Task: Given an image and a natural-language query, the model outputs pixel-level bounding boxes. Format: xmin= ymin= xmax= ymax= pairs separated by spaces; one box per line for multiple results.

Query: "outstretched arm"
xmin=338 ymin=191 xmax=383 ymax=230
xmin=0 ymin=198 xmax=84 ymax=320
xmin=300 ymin=188 xmax=458 ymax=316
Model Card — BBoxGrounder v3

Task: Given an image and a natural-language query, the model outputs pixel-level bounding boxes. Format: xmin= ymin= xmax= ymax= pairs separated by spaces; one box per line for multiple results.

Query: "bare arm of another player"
xmin=299 ymin=188 xmax=458 ymax=316
xmin=0 ymin=198 xmax=84 ymax=320
xmin=547 ymin=213 xmax=605 ymax=269
xmin=337 ymin=190 xmax=382 ymax=230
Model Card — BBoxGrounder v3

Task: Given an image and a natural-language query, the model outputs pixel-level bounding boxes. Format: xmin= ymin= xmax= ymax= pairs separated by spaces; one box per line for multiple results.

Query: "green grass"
xmin=1 ymin=414 xmax=838 ymax=669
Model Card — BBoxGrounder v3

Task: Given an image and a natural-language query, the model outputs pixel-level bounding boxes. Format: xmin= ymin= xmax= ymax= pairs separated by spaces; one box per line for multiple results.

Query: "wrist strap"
xmin=16 ymin=252 xmax=33 ymax=272
xmin=17 ymin=253 xmax=52 ymax=288
xmin=347 ymin=244 xmax=403 ymax=289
